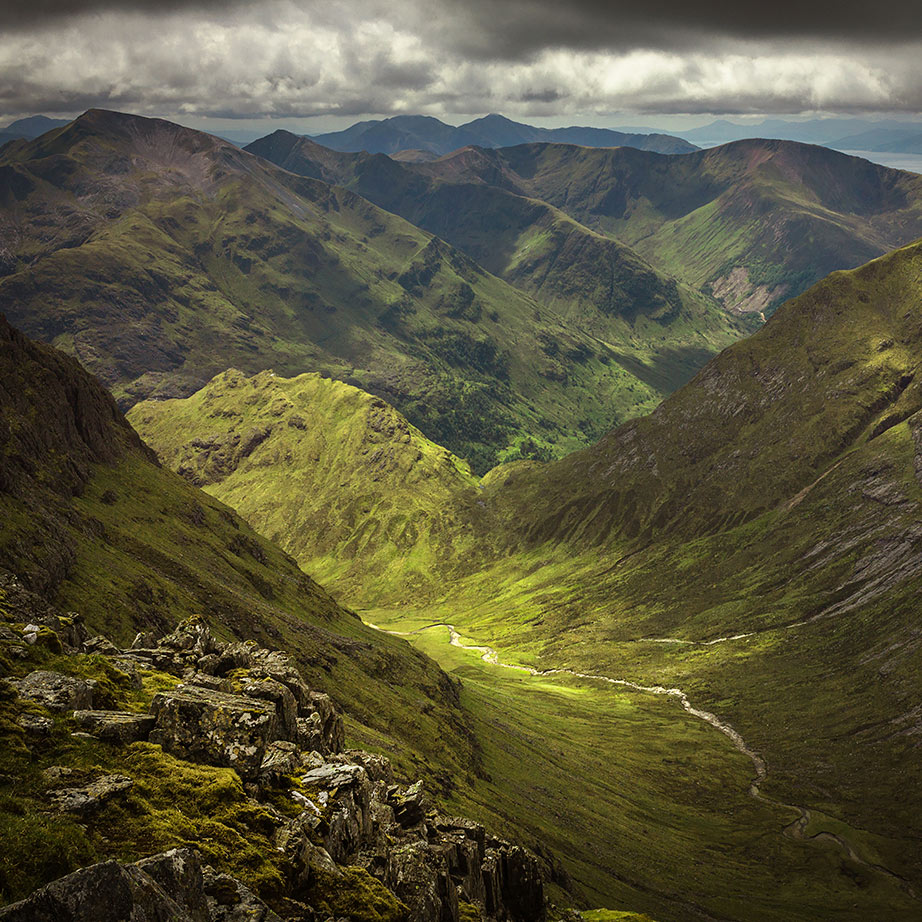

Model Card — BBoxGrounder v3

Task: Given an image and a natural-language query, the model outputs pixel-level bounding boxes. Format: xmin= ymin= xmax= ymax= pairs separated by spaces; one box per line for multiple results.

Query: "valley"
xmin=3 ymin=105 xmax=922 ymax=922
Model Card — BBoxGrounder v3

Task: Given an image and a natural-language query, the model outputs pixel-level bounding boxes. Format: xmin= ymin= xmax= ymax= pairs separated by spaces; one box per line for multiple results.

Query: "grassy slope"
xmin=127 ymin=368 xmax=485 ymax=602
xmin=0 ymin=314 xmax=482 ymax=789
xmin=0 ymin=111 xmax=722 ymax=474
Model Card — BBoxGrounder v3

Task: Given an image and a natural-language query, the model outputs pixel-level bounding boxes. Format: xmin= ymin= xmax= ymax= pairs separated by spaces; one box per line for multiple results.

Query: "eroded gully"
xmin=365 ymin=618 xmax=916 ymax=900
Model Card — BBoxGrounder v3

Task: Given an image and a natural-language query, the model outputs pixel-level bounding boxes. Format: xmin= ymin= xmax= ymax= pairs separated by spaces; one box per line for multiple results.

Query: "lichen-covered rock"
xmin=259 ymin=740 xmax=301 ymax=781
xmin=134 ymin=848 xmax=210 ymax=922
xmin=49 ymin=773 xmax=133 ymax=813
xmin=302 ymin=763 xmax=374 ymax=862
xmin=0 ymin=859 xmax=194 ymax=921
xmin=12 ymin=670 xmax=95 ymax=712
xmin=226 ymin=675 xmax=298 ymax=741
xmin=385 ymin=840 xmax=459 ymax=922
xmin=202 ymin=865 xmax=283 ymax=922
xmin=149 ymin=684 xmax=279 ymax=778
xmin=71 ymin=709 xmax=155 ymax=743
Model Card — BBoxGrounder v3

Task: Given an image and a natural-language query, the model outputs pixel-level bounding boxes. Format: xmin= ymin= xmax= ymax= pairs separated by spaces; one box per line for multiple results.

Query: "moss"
xmin=308 ymin=866 xmax=410 ymax=922
xmin=458 ymin=900 xmax=482 ymax=921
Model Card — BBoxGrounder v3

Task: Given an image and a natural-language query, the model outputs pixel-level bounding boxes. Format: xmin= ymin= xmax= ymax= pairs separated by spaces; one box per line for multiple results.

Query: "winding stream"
xmin=366 ymin=618 xmax=916 ymax=900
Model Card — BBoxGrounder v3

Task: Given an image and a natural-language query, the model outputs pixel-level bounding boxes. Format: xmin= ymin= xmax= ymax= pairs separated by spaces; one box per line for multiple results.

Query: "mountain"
xmin=135 ymin=240 xmax=922 ymax=919
xmin=0 ymin=109 xmax=741 ymax=474
xmin=677 ymin=117 xmax=922 ymax=148
xmin=247 ymin=131 xmax=746 ymax=395
xmin=0 ymin=311 xmax=487 ymax=791
xmin=248 ymin=131 xmax=922 ymax=317
xmin=311 ymin=112 xmax=697 ymax=156
xmin=127 ymin=367 xmax=484 ymax=602
xmin=1 ymin=115 xmax=70 ymax=141
xmin=826 ymin=128 xmax=922 ymax=155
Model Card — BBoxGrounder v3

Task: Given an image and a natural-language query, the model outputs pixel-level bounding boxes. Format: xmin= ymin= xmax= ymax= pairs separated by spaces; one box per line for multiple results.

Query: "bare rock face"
xmin=11 ymin=670 xmax=95 ymax=711
xmin=201 ymin=865 xmax=283 ymax=922
xmin=49 ymin=773 xmax=133 ymax=814
xmin=135 ymin=849 xmax=211 ymax=922
xmin=149 ymin=684 xmax=279 ymax=778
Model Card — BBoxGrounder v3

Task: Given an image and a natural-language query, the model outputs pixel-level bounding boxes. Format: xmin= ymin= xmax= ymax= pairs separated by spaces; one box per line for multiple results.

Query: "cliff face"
xmin=0 ymin=582 xmax=546 ymax=922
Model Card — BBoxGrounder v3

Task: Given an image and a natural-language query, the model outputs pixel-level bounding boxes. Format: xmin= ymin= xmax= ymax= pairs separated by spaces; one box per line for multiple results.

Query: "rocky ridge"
xmin=0 ymin=572 xmax=546 ymax=922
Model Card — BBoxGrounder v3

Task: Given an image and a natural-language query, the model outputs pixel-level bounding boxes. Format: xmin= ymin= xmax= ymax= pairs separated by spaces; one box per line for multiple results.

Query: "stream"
xmin=366 ymin=618 xmax=917 ymax=901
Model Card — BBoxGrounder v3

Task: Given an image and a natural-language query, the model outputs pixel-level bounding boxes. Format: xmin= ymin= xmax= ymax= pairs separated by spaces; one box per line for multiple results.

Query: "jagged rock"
xmin=0 ymin=571 xmax=87 ymax=651
xmin=71 ymin=709 xmax=155 ymax=743
xmin=49 ymin=773 xmax=133 ymax=813
xmin=259 ymin=740 xmax=301 ymax=781
xmin=278 ymin=812 xmax=343 ymax=894
xmin=390 ymin=780 xmax=428 ymax=828
xmin=347 ymin=751 xmax=394 ymax=784
xmin=202 ymin=865 xmax=283 ymax=922
xmin=12 ymin=671 xmax=95 ymax=712
xmin=302 ymin=763 xmax=373 ymax=861
xmin=159 ymin=617 xmax=223 ymax=658
xmin=385 ymin=840 xmax=459 ymax=922
xmin=0 ymin=859 xmax=195 ymax=921
xmin=82 ymin=635 xmax=121 ymax=656
xmin=149 ymin=684 xmax=279 ymax=778
xmin=431 ymin=817 xmax=488 ymax=908
xmin=134 ymin=848 xmax=211 ymax=922
xmin=481 ymin=844 xmax=545 ymax=922
xmin=305 ymin=691 xmax=344 ymax=754
xmin=227 ymin=674 xmax=298 ymax=741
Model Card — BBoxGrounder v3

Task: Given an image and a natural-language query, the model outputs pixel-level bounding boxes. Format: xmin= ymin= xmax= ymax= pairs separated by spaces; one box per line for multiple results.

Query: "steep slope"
xmin=0 ymin=109 xmax=715 ymax=473
xmin=311 ymin=112 xmax=696 ymax=156
xmin=0 ymin=313 xmax=483 ymax=786
xmin=127 ymin=368 xmax=484 ymax=601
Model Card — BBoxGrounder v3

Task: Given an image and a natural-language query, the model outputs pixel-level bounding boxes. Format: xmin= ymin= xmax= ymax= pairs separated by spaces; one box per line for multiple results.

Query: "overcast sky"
xmin=2 ymin=0 xmax=922 ymax=131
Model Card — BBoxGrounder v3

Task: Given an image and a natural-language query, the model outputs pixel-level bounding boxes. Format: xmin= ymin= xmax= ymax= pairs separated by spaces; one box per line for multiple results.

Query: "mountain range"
xmin=309 ymin=113 xmax=697 ymax=156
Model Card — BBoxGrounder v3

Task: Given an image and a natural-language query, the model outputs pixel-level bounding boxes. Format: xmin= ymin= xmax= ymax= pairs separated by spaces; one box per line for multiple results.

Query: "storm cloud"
xmin=1 ymin=0 xmax=920 ymax=121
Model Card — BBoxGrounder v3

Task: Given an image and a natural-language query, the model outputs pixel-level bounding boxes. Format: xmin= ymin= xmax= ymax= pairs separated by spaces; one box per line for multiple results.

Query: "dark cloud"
xmin=440 ymin=0 xmax=922 ymax=58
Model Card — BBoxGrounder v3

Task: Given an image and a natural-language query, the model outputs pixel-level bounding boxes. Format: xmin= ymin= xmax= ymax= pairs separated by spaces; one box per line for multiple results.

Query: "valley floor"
xmin=363 ymin=611 xmax=920 ymax=922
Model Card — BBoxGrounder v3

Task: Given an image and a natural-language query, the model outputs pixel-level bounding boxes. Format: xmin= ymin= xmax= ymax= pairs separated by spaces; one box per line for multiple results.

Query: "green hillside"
xmin=128 ymin=368 xmax=484 ymax=601
xmin=0 ymin=110 xmax=742 ymax=475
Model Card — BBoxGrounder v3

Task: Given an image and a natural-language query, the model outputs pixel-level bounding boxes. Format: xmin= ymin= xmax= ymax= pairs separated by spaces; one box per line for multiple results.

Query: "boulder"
xmin=49 ymin=773 xmax=133 ymax=813
xmin=259 ymin=740 xmax=301 ymax=781
xmin=149 ymin=685 xmax=279 ymax=778
xmin=134 ymin=849 xmax=210 ymax=922
xmin=16 ymin=713 xmax=53 ymax=738
xmin=12 ymin=671 xmax=95 ymax=712
xmin=71 ymin=710 xmax=155 ymax=744
xmin=389 ymin=780 xmax=428 ymax=828
xmin=301 ymin=763 xmax=373 ymax=862
xmin=0 ymin=859 xmax=194 ymax=922
xmin=226 ymin=675 xmax=298 ymax=741
xmin=202 ymin=865 xmax=283 ymax=922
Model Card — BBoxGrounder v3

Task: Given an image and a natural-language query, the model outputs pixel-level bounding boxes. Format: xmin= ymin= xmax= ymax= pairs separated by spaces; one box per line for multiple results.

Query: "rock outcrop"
xmin=0 ymin=609 xmax=547 ymax=922
xmin=0 ymin=848 xmax=280 ymax=922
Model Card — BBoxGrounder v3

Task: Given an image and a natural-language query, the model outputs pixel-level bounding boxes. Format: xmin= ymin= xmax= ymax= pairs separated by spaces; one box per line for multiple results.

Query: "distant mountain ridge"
xmin=310 ymin=112 xmax=697 ymax=155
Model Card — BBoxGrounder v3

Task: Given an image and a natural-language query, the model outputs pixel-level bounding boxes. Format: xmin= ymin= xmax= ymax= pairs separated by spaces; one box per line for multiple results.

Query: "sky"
xmin=2 ymin=0 xmax=922 ymax=133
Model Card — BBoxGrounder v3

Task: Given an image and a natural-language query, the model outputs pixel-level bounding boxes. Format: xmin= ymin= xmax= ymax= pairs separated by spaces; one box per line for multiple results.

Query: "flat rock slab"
xmin=301 ymin=763 xmax=366 ymax=790
xmin=49 ymin=773 xmax=133 ymax=813
xmin=72 ymin=710 xmax=155 ymax=744
xmin=149 ymin=684 xmax=278 ymax=777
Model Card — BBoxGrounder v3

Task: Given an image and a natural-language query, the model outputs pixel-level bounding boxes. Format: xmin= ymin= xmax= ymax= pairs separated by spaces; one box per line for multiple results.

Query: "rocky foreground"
xmin=0 ymin=572 xmax=546 ymax=922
